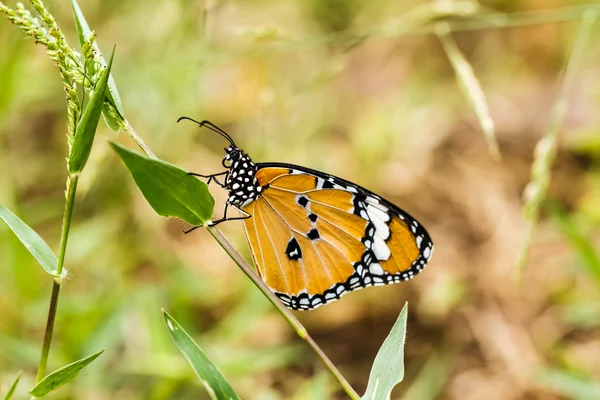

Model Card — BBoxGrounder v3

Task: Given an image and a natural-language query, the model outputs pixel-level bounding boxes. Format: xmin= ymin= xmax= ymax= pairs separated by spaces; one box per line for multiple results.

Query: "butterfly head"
xmin=222 ymin=145 xmax=242 ymax=168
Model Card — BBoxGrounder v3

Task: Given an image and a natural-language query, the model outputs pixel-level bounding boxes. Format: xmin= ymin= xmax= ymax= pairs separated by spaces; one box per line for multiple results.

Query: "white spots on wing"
xmin=424 ymin=246 xmax=432 ymax=260
xmin=367 ymin=206 xmax=390 ymax=241
xmin=367 ymin=204 xmax=390 ymax=223
xmin=416 ymin=235 xmax=423 ymax=248
xmin=316 ymin=177 xmax=325 ymax=189
xmin=299 ymin=297 xmax=310 ymax=306
xmin=372 ymin=237 xmax=391 ymax=261
xmin=369 ymin=263 xmax=384 ymax=275
xmin=232 ymin=183 xmax=240 ymax=190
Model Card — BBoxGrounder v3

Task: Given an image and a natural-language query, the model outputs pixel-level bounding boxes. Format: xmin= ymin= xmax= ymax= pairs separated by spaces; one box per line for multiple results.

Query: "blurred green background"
xmin=1 ymin=0 xmax=600 ymax=398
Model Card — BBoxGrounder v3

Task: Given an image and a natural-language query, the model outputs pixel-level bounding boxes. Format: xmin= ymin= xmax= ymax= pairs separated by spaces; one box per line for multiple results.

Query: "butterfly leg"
xmin=183 ymin=203 xmax=251 ymax=233
xmin=208 ymin=203 xmax=251 ymax=227
xmin=188 ymin=171 xmax=229 ymax=188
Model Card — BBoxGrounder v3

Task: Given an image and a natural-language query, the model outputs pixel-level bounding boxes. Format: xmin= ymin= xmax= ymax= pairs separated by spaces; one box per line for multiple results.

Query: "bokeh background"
xmin=1 ymin=0 xmax=600 ymax=398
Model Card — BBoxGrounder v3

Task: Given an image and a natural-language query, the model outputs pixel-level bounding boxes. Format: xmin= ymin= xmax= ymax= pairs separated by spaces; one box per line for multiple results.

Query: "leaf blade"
xmin=163 ymin=311 xmax=241 ymax=400
xmin=71 ymin=0 xmax=125 ymax=123
xmin=3 ymin=371 xmax=22 ymax=400
xmin=68 ymin=47 xmax=115 ymax=173
xmin=362 ymin=303 xmax=409 ymax=400
xmin=29 ymin=349 xmax=104 ymax=397
xmin=0 ymin=203 xmax=59 ymax=277
xmin=110 ymin=143 xmax=214 ymax=226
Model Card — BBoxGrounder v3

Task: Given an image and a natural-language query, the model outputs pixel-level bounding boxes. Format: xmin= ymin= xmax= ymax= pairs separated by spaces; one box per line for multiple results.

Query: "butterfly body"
xmin=183 ymin=118 xmax=434 ymax=311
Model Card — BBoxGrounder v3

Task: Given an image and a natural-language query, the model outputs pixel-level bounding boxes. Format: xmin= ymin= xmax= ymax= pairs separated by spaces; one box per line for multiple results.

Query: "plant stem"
xmin=124 ymin=120 xmax=156 ymax=159
xmin=206 ymin=226 xmax=361 ymax=400
xmin=36 ymin=174 xmax=79 ymax=382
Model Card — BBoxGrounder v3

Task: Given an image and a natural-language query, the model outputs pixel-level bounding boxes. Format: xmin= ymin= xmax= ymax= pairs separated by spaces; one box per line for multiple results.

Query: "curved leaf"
xmin=68 ymin=48 xmax=115 ymax=173
xmin=71 ymin=0 xmax=125 ymax=125
xmin=0 ymin=203 xmax=59 ymax=277
xmin=3 ymin=371 xmax=22 ymax=400
xmin=29 ymin=349 xmax=104 ymax=397
xmin=163 ymin=311 xmax=240 ymax=400
xmin=111 ymin=143 xmax=214 ymax=226
xmin=362 ymin=303 xmax=408 ymax=400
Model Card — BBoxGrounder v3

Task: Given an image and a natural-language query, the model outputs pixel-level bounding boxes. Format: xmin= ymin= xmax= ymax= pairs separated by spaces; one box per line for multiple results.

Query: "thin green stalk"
xmin=206 ymin=226 xmax=360 ymax=400
xmin=517 ymin=10 xmax=596 ymax=274
xmin=36 ymin=175 xmax=79 ymax=382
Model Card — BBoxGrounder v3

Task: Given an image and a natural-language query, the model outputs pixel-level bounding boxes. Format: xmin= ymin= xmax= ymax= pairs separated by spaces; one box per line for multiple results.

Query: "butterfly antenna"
xmin=177 ymin=116 xmax=236 ymax=146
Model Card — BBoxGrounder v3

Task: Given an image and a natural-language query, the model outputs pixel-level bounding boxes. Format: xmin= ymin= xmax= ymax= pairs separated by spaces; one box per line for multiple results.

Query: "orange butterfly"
xmin=182 ymin=118 xmax=434 ymax=310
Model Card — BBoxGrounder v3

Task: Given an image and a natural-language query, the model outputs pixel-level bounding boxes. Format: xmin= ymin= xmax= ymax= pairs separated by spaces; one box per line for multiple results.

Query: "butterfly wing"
xmin=241 ymin=163 xmax=433 ymax=310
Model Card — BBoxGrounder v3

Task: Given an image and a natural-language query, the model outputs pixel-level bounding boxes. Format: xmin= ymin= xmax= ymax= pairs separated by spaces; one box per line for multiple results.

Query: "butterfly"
xmin=181 ymin=117 xmax=434 ymax=311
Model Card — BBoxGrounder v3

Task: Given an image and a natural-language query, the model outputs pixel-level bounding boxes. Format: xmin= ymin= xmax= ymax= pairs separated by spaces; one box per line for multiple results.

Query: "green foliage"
xmin=68 ymin=47 xmax=114 ymax=174
xmin=537 ymin=369 xmax=600 ymax=400
xmin=111 ymin=143 xmax=215 ymax=226
xmin=163 ymin=311 xmax=241 ymax=400
xmin=547 ymin=200 xmax=600 ymax=285
xmin=0 ymin=202 xmax=59 ymax=277
xmin=2 ymin=371 xmax=21 ymax=400
xmin=362 ymin=303 xmax=408 ymax=400
xmin=70 ymin=0 xmax=125 ymax=129
xmin=29 ymin=349 xmax=104 ymax=397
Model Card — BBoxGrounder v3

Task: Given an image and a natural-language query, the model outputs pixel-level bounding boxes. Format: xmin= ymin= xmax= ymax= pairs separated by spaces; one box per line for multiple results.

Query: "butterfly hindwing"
xmin=241 ymin=163 xmax=433 ymax=310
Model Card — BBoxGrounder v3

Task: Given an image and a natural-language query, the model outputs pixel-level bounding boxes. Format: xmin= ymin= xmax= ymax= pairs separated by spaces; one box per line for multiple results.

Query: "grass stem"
xmin=36 ymin=175 xmax=79 ymax=382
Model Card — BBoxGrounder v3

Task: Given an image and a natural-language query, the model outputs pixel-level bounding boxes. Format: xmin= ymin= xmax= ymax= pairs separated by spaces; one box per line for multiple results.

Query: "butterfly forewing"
xmin=241 ymin=163 xmax=433 ymax=310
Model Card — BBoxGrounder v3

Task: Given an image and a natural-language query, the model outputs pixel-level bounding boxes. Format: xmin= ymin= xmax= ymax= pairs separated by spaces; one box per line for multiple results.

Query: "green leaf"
xmin=68 ymin=48 xmax=115 ymax=174
xmin=362 ymin=303 xmax=409 ymax=400
xmin=0 ymin=203 xmax=59 ymax=277
xmin=546 ymin=199 xmax=600 ymax=285
xmin=110 ymin=143 xmax=214 ymax=226
xmin=536 ymin=368 xmax=600 ymax=400
xmin=3 ymin=371 xmax=22 ymax=400
xmin=163 ymin=311 xmax=241 ymax=400
xmin=71 ymin=0 xmax=125 ymax=126
xmin=29 ymin=349 xmax=104 ymax=397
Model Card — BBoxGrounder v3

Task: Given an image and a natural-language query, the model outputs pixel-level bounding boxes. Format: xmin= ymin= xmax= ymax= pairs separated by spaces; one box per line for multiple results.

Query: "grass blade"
xmin=518 ymin=10 xmax=596 ymax=272
xmin=0 ymin=202 xmax=59 ymax=278
xmin=29 ymin=349 xmax=104 ymax=397
xmin=71 ymin=0 xmax=125 ymax=125
xmin=537 ymin=369 xmax=600 ymax=400
xmin=545 ymin=200 xmax=600 ymax=285
xmin=437 ymin=25 xmax=500 ymax=161
xmin=68 ymin=47 xmax=115 ymax=174
xmin=163 ymin=311 xmax=241 ymax=400
xmin=362 ymin=303 xmax=409 ymax=400
xmin=111 ymin=143 xmax=214 ymax=226
xmin=3 ymin=371 xmax=22 ymax=400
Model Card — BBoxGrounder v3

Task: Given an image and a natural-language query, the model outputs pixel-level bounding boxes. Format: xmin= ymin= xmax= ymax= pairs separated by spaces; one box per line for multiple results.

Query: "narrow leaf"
xmin=537 ymin=368 xmax=600 ymax=400
xmin=3 ymin=371 xmax=22 ymax=400
xmin=29 ymin=349 xmax=104 ymax=397
xmin=437 ymin=26 xmax=500 ymax=161
xmin=68 ymin=48 xmax=115 ymax=173
xmin=546 ymin=200 xmax=600 ymax=285
xmin=163 ymin=311 xmax=241 ymax=400
xmin=111 ymin=143 xmax=214 ymax=226
xmin=71 ymin=0 xmax=125 ymax=124
xmin=362 ymin=303 xmax=409 ymax=400
xmin=0 ymin=203 xmax=59 ymax=277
